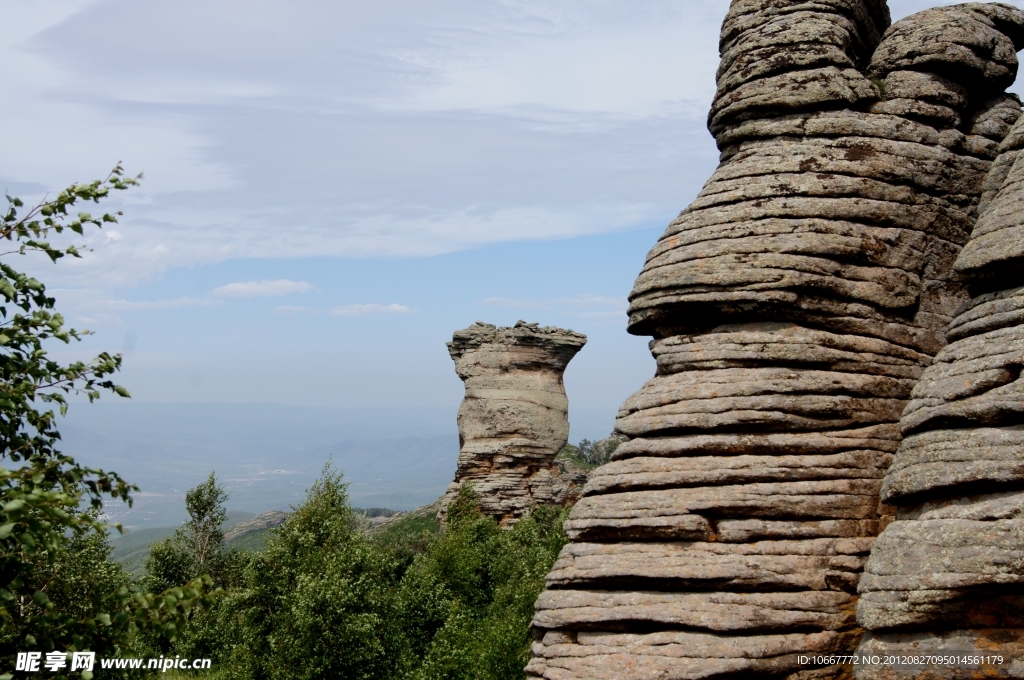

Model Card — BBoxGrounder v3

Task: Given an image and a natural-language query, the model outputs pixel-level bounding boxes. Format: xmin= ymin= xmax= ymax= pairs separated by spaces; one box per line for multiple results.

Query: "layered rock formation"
xmin=528 ymin=2 xmax=1024 ymax=678
xmin=856 ymin=114 xmax=1024 ymax=676
xmin=442 ymin=321 xmax=586 ymax=525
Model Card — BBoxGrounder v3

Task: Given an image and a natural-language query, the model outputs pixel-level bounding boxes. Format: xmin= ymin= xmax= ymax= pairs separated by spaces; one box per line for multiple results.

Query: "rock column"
xmin=528 ymin=3 xmax=1024 ymax=679
xmin=442 ymin=321 xmax=586 ymax=526
xmin=856 ymin=116 xmax=1024 ymax=676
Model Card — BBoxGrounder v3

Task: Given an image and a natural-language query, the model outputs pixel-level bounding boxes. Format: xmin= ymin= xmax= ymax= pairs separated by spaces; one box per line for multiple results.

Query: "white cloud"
xmin=6 ymin=0 xmax=1017 ymax=290
xmin=211 ymin=279 xmax=314 ymax=298
xmin=0 ymin=0 xmax=727 ymax=288
xmin=330 ymin=304 xmax=412 ymax=317
xmin=74 ymin=312 xmax=122 ymax=327
xmin=404 ymin=7 xmax=722 ymax=118
xmin=53 ymin=291 xmax=223 ymax=327
xmin=51 ymin=289 xmax=222 ymax=313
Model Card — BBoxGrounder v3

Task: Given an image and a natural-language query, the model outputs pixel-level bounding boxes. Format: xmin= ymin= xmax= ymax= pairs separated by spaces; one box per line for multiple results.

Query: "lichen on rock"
xmin=856 ymin=106 xmax=1024 ymax=679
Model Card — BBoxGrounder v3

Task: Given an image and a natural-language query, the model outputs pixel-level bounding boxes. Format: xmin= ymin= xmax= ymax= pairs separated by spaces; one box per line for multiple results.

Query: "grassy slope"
xmin=226 ymin=526 xmax=274 ymax=552
xmin=365 ymin=500 xmax=442 ymax=562
xmin=113 ymin=505 xmax=416 ymax=577
xmin=555 ymin=444 xmax=600 ymax=471
xmin=373 ymin=512 xmax=441 ymax=543
xmin=110 ymin=511 xmax=256 ymax=577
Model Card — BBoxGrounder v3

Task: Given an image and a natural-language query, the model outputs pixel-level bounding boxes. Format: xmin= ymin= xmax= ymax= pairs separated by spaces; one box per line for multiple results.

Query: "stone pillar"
xmin=856 ymin=117 xmax=1024 ymax=676
xmin=527 ymin=2 xmax=1024 ymax=678
xmin=442 ymin=321 xmax=586 ymax=526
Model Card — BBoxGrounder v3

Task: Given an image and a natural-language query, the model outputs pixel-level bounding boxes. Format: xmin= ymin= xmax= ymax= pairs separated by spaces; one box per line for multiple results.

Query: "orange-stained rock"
xmin=857 ymin=103 xmax=1024 ymax=678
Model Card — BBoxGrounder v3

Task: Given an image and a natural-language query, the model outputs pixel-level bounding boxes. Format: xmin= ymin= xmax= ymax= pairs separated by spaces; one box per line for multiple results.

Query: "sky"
xmin=2 ymin=0 xmax=1021 ymax=450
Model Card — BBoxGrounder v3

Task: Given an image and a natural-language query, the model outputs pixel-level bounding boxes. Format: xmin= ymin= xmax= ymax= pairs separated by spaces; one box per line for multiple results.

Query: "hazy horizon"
xmin=60 ymin=400 xmax=616 ymax=527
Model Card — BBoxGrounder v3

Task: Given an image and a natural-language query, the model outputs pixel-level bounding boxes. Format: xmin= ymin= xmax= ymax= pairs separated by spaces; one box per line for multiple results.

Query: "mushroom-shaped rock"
xmin=441 ymin=321 xmax=586 ymax=526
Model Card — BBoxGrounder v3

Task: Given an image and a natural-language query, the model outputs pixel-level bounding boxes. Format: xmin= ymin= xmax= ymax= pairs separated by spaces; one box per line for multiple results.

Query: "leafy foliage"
xmin=0 ymin=168 xmax=138 ymax=467
xmin=143 ymin=473 xmax=248 ymax=663
xmin=368 ymin=506 xmax=441 ymax=568
xmin=562 ymin=438 xmax=622 ymax=467
xmin=0 ymin=170 xmax=219 ymax=678
xmin=219 ymin=467 xmax=406 ymax=680
xmin=400 ymin=486 xmax=568 ymax=680
xmin=171 ymin=471 xmax=568 ymax=680
xmin=146 ymin=473 xmax=235 ymax=595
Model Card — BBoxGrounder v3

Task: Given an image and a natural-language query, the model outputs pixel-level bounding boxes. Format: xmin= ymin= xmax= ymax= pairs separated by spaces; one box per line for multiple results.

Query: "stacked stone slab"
xmin=856 ymin=92 xmax=1024 ymax=679
xmin=442 ymin=321 xmax=586 ymax=526
xmin=528 ymin=3 xmax=1024 ymax=679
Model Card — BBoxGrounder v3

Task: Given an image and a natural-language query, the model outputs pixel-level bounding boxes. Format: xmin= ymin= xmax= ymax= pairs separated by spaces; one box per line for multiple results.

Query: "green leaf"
xmin=0 ymin=169 xmax=149 ymax=657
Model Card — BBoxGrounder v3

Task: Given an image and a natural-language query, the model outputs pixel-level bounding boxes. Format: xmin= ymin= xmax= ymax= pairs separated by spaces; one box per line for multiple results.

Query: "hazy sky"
xmin=3 ymin=0 xmax=1020 ymax=441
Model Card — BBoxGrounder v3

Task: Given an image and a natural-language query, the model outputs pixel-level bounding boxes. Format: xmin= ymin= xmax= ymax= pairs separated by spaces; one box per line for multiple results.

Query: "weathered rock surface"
xmin=441 ymin=321 xmax=586 ymax=525
xmin=529 ymin=2 xmax=1024 ymax=678
xmin=856 ymin=112 xmax=1024 ymax=674
xmin=222 ymin=510 xmax=289 ymax=543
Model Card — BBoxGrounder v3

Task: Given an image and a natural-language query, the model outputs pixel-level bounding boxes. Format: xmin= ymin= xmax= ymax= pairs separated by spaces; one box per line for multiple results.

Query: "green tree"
xmin=174 ymin=473 xmax=569 ymax=680
xmin=576 ymin=439 xmax=594 ymax=463
xmin=185 ymin=473 xmax=229 ymax=570
xmin=221 ymin=466 xmax=407 ymax=680
xmin=146 ymin=472 xmax=233 ymax=594
xmin=565 ymin=436 xmax=618 ymax=466
xmin=28 ymin=518 xmax=130 ymax=627
xmin=398 ymin=486 xmax=569 ymax=680
xmin=143 ymin=473 xmax=248 ymax=662
xmin=0 ymin=168 xmax=218 ymax=678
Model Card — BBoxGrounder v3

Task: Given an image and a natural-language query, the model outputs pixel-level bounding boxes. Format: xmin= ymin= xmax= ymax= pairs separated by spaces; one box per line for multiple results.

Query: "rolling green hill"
xmin=110 ymin=511 xmax=256 ymax=577
xmin=110 ymin=505 xmax=409 ymax=577
xmin=226 ymin=527 xmax=274 ymax=552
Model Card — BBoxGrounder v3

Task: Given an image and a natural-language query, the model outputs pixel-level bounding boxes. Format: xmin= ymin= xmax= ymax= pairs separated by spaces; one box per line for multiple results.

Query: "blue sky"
xmin=3 ymin=0 xmax=1020 ymax=443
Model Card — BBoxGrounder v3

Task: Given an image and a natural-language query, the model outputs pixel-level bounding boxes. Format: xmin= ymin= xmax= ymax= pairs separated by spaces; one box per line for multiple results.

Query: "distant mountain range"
xmin=56 ymin=401 xmax=613 ymax=529
xmin=59 ymin=402 xmax=461 ymax=528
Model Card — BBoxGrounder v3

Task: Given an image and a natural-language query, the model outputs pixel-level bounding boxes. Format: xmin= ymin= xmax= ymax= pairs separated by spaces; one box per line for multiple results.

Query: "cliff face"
xmin=442 ymin=321 xmax=586 ymax=526
xmin=856 ymin=116 xmax=1024 ymax=673
xmin=528 ymin=2 xmax=1024 ymax=679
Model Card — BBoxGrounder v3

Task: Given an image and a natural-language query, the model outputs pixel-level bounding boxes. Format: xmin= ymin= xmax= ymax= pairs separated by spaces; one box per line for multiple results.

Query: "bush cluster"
xmin=560 ymin=438 xmax=622 ymax=467
xmin=142 ymin=470 xmax=568 ymax=680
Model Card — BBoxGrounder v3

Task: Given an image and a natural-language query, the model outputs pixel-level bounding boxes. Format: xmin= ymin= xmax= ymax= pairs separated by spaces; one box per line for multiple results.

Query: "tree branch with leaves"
xmin=0 ymin=167 xmax=219 ymax=679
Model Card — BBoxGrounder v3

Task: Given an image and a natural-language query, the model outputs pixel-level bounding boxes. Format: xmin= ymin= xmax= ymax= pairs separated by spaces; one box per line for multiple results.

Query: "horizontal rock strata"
xmin=442 ymin=321 xmax=586 ymax=525
xmin=856 ymin=105 xmax=1024 ymax=675
xmin=530 ymin=2 xmax=1024 ymax=678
